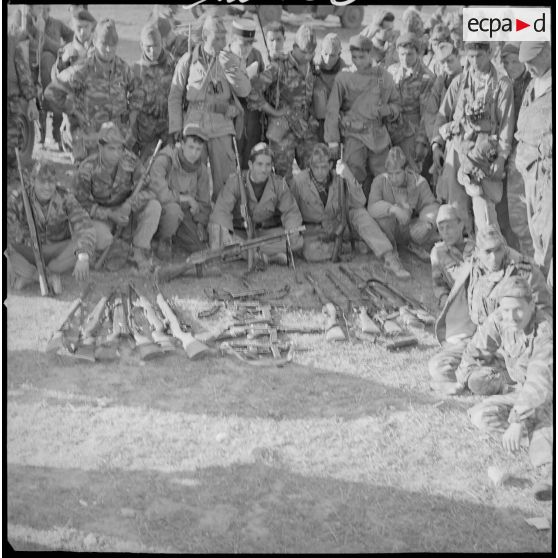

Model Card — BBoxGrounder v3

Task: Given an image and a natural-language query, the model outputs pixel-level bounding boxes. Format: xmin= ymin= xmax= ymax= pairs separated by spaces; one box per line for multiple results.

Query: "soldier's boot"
xmin=533 ymin=463 xmax=553 ymax=502
xmin=156 ymin=238 xmax=173 ymax=262
xmin=130 ymin=246 xmax=152 ymax=275
xmin=406 ymin=242 xmax=431 ymax=263
xmin=383 ymin=251 xmax=411 ymax=280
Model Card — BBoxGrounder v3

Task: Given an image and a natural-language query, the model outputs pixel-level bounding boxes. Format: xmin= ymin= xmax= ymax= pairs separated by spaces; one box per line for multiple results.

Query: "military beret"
xmin=518 ymin=41 xmax=548 ymax=63
xmin=464 ymin=41 xmax=490 ymax=52
xmin=431 ymin=24 xmax=451 ymax=41
xmin=436 ymin=204 xmax=460 ymax=224
xmin=476 ymin=226 xmax=506 ymax=250
xmin=494 ymin=275 xmax=533 ymax=301
xmin=396 ymin=32 xmax=420 ymax=51
xmin=294 ymin=24 xmax=317 ymax=52
xmin=98 ymin=121 xmax=125 ymax=145
xmin=500 ymin=42 xmax=520 ymax=59
xmin=385 ymin=146 xmax=407 ymax=172
xmin=321 ymin=33 xmax=342 ymax=55
xmin=182 ymin=123 xmax=208 ymax=142
xmin=350 ymin=34 xmax=372 ymax=51
xmin=141 ymin=23 xmax=161 ymax=44
xmin=436 ymin=41 xmax=457 ymax=62
xmin=95 ymin=18 xmax=118 ymax=46
xmin=72 ymin=9 xmax=95 ymax=24
xmin=232 ymin=18 xmax=256 ymax=40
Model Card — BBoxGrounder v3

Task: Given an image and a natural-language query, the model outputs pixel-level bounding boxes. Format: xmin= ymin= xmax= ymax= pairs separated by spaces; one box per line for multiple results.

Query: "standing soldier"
xmin=149 ymin=124 xmax=211 ymax=261
xmin=45 ymin=18 xmax=143 ymax=164
xmin=325 ymin=35 xmax=401 ymax=186
xmin=431 ymin=42 xmax=514 ymax=234
xmin=54 ymin=8 xmax=95 ymax=73
xmin=360 ymin=10 xmax=398 ymax=68
xmin=264 ymin=21 xmax=287 ymax=61
xmin=248 ymin=23 xmax=319 ymax=185
xmin=387 ymin=32 xmax=435 ymax=172
xmin=7 ymin=160 xmax=96 ymax=294
xmin=514 ymin=42 xmax=552 ymax=282
xmin=74 ymin=122 xmax=162 ymax=274
xmin=428 ymin=227 xmax=551 ymax=395
xmin=130 ymin=24 xmax=175 ymax=161
xmin=313 ymin=33 xmax=347 ymax=144
xmin=422 ymin=24 xmax=451 ymax=76
xmin=460 ymin=277 xmax=553 ymax=501
xmin=290 ymin=143 xmax=403 ymax=276
xmin=498 ymin=42 xmax=533 ymax=256
xmin=168 ymin=15 xmax=251 ymax=202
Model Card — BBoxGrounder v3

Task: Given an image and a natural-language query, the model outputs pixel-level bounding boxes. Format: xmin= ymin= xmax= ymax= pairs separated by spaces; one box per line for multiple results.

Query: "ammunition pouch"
xmin=340 ymin=115 xmax=379 ymax=134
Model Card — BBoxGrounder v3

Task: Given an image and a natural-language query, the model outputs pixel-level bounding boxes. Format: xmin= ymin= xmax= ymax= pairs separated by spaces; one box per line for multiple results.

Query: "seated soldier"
xmin=208 ymin=142 xmax=304 ymax=265
xmin=368 ymin=146 xmax=440 ymax=271
xmin=290 ymin=143 xmax=408 ymax=278
xmin=149 ymin=123 xmax=211 ymax=261
xmin=461 ymin=276 xmax=553 ymax=501
xmin=429 ymin=226 xmax=552 ymax=395
xmin=74 ymin=122 xmax=162 ymax=274
xmin=430 ymin=204 xmax=475 ymax=309
xmin=7 ymin=160 xmax=96 ymax=294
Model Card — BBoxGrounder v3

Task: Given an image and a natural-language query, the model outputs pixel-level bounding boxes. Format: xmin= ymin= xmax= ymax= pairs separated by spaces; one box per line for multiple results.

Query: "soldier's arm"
xmin=246 ymin=63 xmax=279 ymax=113
xmin=415 ymin=174 xmax=439 ymax=223
xmin=194 ymin=166 xmax=211 ymax=225
xmin=6 ymin=191 xmax=28 ymax=246
xmin=343 ymin=169 xmax=366 ymax=209
xmin=14 ymin=43 xmax=36 ymax=101
xmin=383 ymin=72 xmax=402 ymax=120
xmin=168 ymin=53 xmax=192 ymax=135
xmin=527 ymin=265 xmax=553 ymax=316
xmin=430 ymin=245 xmax=451 ymax=306
xmin=276 ymin=177 xmax=304 ymax=249
xmin=208 ymin=173 xmax=240 ymax=232
xmin=64 ymin=192 xmax=96 ymax=257
xmin=149 ymin=153 xmax=176 ymax=205
xmin=323 ymin=75 xmax=343 ymax=144
xmin=495 ymin=78 xmax=515 ymax=161
xmin=73 ymin=162 xmax=109 ymax=220
xmin=367 ymin=176 xmax=392 ymax=219
xmin=432 ymin=74 xmax=461 ymax=149
xmin=130 ymin=160 xmax=155 ymax=209
xmin=222 ymin=53 xmax=251 ymax=98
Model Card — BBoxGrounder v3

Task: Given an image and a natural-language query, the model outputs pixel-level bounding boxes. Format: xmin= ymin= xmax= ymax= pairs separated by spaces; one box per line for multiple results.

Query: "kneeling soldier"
xmin=149 ymin=124 xmax=211 ymax=261
xmin=208 ymin=142 xmax=304 ymax=265
xmin=462 ymin=277 xmax=553 ymax=501
xmin=7 ymin=160 xmax=96 ymax=294
xmin=74 ymin=122 xmax=162 ymax=273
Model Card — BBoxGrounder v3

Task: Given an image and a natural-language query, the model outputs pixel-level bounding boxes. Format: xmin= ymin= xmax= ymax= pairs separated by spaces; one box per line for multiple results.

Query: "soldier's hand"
xmin=219 ymin=50 xmax=238 ymax=71
xmin=432 ymin=144 xmax=444 ymax=171
xmin=377 ymin=104 xmax=392 ymax=118
xmin=490 ymin=156 xmax=506 ymax=180
xmin=197 ymin=222 xmax=208 ymax=243
xmin=27 ymin=100 xmax=39 ymax=121
xmin=390 ymin=205 xmax=412 ymax=226
xmin=73 ymin=257 xmax=90 ymax=282
xmin=110 ymin=203 xmax=131 ymax=227
xmin=502 ymin=422 xmax=523 ymax=453
xmin=62 ymin=46 xmax=79 ymax=63
xmin=335 ymin=160 xmax=353 ymax=181
xmin=179 ymin=194 xmax=199 ymax=215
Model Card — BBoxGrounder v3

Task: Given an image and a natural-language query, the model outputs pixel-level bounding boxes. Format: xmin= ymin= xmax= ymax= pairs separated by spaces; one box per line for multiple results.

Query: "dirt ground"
xmin=6 ymin=3 xmax=553 ymax=553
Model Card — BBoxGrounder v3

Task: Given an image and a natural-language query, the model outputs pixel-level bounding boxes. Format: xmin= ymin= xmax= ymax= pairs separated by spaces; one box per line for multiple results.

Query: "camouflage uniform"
xmin=131 ymin=48 xmax=175 ymax=160
xmin=433 ymin=64 xmax=514 ymax=233
xmin=7 ymin=33 xmax=36 ymax=168
xmin=248 ymin=52 xmax=319 ymax=182
xmin=74 ymin=151 xmax=161 ymax=252
xmin=386 ymin=59 xmax=435 ymax=170
xmin=168 ymin=43 xmax=251 ymax=201
xmin=290 ymin=168 xmax=393 ymax=261
xmin=429 ymin=247 xmax=551 ymax=392
xmin=209 ymin=170 xmax=304 ymax=256
xmin=514 ymin=70 xmax=552 ymax=277
xmin=149 ymin=144 xmax=211 ymax=252
xmin=44 ymin=50 xmax=143 ymax=163
xmin=464 ymin=309 xmax=553 ymax=468
xmin=324 ymin=65 xmax=401 ymax=183
xmin=7 ymin=177 xmax=96 ymax=280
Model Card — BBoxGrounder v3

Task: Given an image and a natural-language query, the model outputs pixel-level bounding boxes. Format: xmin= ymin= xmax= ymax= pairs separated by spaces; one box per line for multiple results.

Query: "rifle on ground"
xmin=14 ymin=147 xmax=53 ymax=296
xmin=231 ymin=135 xmax=256 ymax=271
xmin=155 ymin=225 xmax=306 ymax=283
xmin=331 ymin=144 xmax=355 ymax=263
xmin=304 ymin=272 xmax=346 ymax=342
xmin=94 ymin=139 xmax=163 ymax=271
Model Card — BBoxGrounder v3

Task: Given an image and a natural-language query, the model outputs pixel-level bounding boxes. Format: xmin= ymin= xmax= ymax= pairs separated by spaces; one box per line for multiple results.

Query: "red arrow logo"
xmin=516 ymin=18 xmax=530 ymax=31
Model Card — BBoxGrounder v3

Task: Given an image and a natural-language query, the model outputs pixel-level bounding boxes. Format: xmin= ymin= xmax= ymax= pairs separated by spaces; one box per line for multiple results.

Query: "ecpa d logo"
xmin=463 ymin=7 xmax=551 ymax=41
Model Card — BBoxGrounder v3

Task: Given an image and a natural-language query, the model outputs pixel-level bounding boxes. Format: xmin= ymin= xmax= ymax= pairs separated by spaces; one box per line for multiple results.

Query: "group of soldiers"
xmin=6 ymin=5 xmax=553 ymax=501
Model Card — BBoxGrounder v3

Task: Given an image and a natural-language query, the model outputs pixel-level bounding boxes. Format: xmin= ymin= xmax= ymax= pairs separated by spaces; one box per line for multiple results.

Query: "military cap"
xmin=154 ymin=15 xmax=171 ymax=39
xmin=436 ymin=41 xmax=456 ymax=62
xmin=500 ymin=42 xmax=520 ymax=59
xmin=494 ymin=275 xmax=533 ymax=301
xmin=72 ymin=9 xmax=95 ymax=24
xmin=294 ymin=24 xmax=317 ymax=52
xmin=232 ymin=18 xmax=256 ymax=40
xmin=436 ymin=204 xmax=460 ymax=224
xmin=141 ymin=23 xmax=161 ymax=44
xmin=518 ymin=41 xmax=548 ymax=63
xmin=350 ymin=34 xmax=372 ymax=51
xmin=396 ymin=32 xmax=421 ymax=51
xmin=476 ymin=226 xmax=506 ymax=250
xmin=32 ymin=159 xmax=57 ymax=181
xmin=95 ymin=18 xmax=118 ymax=45
xmin=430 ymin=24 xmax=451 ymax=41
xmin=98 ymin=121 xmax=125 ymax=145
xmin=321 ymin=33 xmax=342 ymax=55
xmin=385 ymin=146 xmax=407 ymax=172
xmin=182 ymin=123 xmax=208 ymax=142
xmin=464 ymin=41 xmax=490 ymax=51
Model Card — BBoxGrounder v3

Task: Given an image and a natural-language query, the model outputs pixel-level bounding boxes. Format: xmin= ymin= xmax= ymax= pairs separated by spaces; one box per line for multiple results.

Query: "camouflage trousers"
xmin=270 ymin=129 xmax=318 ymax=185
xmin=156 ymin=202 xmax=206 ymax=254
xmin=469 ymin=393 xmax=553 ymax=468
xmin=428 ymin=338 xmax=469 ymax=393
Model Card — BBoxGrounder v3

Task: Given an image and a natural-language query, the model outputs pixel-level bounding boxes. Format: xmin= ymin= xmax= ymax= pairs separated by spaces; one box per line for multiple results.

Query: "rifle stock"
xmin=331 ymin=144 xmax=354 ymax=262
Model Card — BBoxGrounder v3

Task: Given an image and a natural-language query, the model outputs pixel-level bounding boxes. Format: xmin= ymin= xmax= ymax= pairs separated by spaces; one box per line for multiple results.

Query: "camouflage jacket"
xmin=149 ymin=145 xmax=211 ymax=225
xmin=456 ymin=308 xmax=553 ymax=421
xmin=430 ymin=238 xmax=475 ymax=305
xmin=45 ymin=50 xmax=143 ymax=135
xmin=74 ymin=151 xmax=154 ymax=220
xmin=7 ymin=33 xmax=36 ymax=100
xmin=131 ymin=49 xmax=176 ymax=143
xmin=7 ymin=179 xmax=96 ymax=257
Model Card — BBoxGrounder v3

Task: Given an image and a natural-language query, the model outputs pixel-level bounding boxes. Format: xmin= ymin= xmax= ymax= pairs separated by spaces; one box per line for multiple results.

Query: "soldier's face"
xmin=499 ymin=296 xmax=534 ymax=332
xmin=96 ymin=41 xmax=117 ymax=62
xmin=320 ymin=48 xmax=340 ymax=70
xmin=266 ymin=31 xmax=285 ymax=56
xmin=378 ymin=22 xmax=395 ymax=43
xmin=478 ymin=243 xmax=506 ymax=272
xmin=142 ymin=36 xmax=163 ymax=62
xmin=441 ymin=54 xmax=461 ymax=76
xmin=350 ymin=49 xmax=371 ymax=71
xmin=398 ymin=46 xmax=418 ymax=68
xmin=310 ymin=157 xmax=331 ymax=183
xmin=437 ymin=219 xmax=463 ymax=246
xmin=204 ymin=29 xmax=227 ymax=55
xmin=524 ymin=48 xmax=551 ymax=78
xmin=34 ymin=177 xmax=56 ymax=202
xmin=293 ymin=44 xmax=316 ymax=64
xmin=501 ymin=53 xmax=525 ymax=81
xmin=74 ymin=21 xmax=93 ymax=43
xmin=100 ymin=143 xmax=124 ymax=167
xmin=182 ymin=137 xmax=204 ymax=164
xmin=466 ymin=48 xmax=490 ymax=72
xmin=248 ymin=154 xmax=273 ymax=183
xmin=230 ymin=37 xmax=253 ymax=61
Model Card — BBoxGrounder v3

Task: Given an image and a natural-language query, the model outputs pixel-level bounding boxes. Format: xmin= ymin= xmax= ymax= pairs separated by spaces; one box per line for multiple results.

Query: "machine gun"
xmin=331 ymin=144 xmax=355 ymax=262
xmin=155 ymin=225 xmax=306 ymax=283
